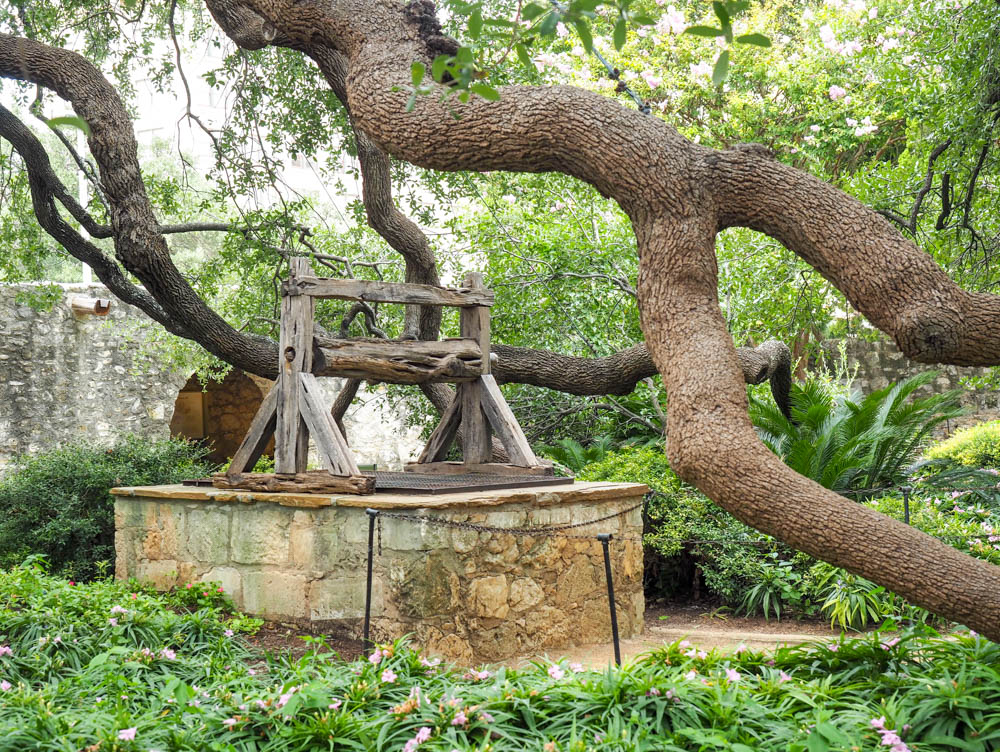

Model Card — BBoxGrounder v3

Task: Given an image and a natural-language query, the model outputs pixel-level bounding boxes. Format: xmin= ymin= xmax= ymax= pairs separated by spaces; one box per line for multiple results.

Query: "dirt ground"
xmin=244 ymin=602 xmax=848 ymax=667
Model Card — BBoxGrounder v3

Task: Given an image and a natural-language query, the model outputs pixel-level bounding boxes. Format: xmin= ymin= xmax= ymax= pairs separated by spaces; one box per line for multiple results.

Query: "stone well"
xmin=113 ymin=481 xmax=646 ymax=663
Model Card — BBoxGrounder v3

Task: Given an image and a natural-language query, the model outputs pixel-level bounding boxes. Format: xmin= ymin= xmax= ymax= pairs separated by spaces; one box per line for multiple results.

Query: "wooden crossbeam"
xmin=290 ymin=276 xmax=494 ymax=307
xmin=226 ymin=386 xmax=278 ymax=477
xmin=298 ymin=372 xmax=359 ymax=477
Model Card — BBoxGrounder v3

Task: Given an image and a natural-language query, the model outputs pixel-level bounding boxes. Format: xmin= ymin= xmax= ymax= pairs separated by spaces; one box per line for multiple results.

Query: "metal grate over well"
xmin=370 ymin=471 xmax=570 ymax=495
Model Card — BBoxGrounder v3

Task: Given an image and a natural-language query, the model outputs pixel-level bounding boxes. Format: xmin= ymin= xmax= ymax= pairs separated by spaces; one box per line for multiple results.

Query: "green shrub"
xmin=578 ymin=447 xmax=783 ymax=605
xmin=926 ymin=419 xmax=1000 ymax=470
xmin=0 ymin=436 xmax=216 ymax=580
xmin=3 ymin=562 xmax=1000 ymax=751
xmin=750 ymin=372 xmax=965 ymax=495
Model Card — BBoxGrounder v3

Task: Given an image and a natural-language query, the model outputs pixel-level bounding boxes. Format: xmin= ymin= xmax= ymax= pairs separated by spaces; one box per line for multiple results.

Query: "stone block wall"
xmin=0 ymin=283 xmax=187 ymax=472
xmin=114 ymin=482 xmax=646 ymax=663
xmin=821 ymin=338 xmax=999 ymax=426
xmin=0 ymin=282 xmax=423 ymax=474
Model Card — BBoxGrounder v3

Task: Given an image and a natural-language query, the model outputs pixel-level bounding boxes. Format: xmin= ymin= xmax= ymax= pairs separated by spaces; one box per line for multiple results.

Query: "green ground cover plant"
xmin=1 ymin=561 xmax=998 ymax=751
xmin=0 ymin=437 xmax=217 ymax=580
xmin=926 ymin=420 xmax=1000 ymax=471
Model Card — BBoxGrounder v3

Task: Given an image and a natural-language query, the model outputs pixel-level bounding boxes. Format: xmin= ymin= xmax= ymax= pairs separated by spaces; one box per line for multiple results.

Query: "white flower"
xmin=828 ymin=84 xmax=848 ymax=100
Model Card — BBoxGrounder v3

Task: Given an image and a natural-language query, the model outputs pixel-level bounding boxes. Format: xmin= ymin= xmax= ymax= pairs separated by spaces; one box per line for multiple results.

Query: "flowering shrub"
xmin=0 ymin=436 xmax=216 ymax=579
xmin=926 ymin=420 xmax=1000 ymax=472
xmin=1 ymin=560 xmax=999 ymax=750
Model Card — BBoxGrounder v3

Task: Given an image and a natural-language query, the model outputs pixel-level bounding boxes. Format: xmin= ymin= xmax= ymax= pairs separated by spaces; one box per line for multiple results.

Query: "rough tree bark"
xmin=190 ymin=0 xmax=1000 ymax=637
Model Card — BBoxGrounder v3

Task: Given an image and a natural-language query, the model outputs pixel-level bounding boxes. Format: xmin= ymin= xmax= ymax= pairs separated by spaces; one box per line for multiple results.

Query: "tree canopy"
xmin=2 ymin=0 xmax=1000 ymax=636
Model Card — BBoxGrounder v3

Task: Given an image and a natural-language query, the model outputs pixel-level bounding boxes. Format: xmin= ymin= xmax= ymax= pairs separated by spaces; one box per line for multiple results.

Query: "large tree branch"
xmin=202 ymin=0 xmax=1000 ymax=638
xmin=0 ymin=32 xmax=279 ymax=377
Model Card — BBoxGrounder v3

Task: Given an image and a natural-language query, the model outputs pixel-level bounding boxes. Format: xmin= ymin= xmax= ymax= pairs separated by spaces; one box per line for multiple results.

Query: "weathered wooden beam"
xmin=460 ymin=272 xmax=491 ymax=375
xmin=275 ymin=257 xmax=315 ymax=473
xmin=479 ymin=374 xmax=538 ymax=466
xmin=211 ymin=470 xmax=374 ymax=495
xmin=416 ymin=391 xmax=463 ymax=463
xmin=225 ymin=385 xmax=278 ymax=477
xmin=459 ymin=380 xmax=492 ymax=464
xmin=290 ymin=276 xmax=494 ymax=307
xmin=312 ymin=336 xmax=483 ymax=383
xmin=298 ymin=372 xmax=360 ymax=477
xmin=404 ymin=460 xmax=554 ymax=477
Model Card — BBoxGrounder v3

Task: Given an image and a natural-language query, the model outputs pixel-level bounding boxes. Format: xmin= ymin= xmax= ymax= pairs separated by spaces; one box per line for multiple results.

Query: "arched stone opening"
xmin=169 ymin=370 xmax=274 ymax=465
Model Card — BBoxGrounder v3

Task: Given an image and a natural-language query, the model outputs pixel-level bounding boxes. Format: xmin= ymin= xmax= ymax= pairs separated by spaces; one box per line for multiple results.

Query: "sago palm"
xmin=750 ymin=372 xmax=965 ymax=495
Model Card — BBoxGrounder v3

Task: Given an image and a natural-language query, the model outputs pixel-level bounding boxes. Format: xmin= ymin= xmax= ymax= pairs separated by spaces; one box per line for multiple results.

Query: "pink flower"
xmin=569 ymin=662 xmax=584 ymax=673
xmin=0 ymin=646 xmax=11 ymax=657
xmin=109 ymin=618 xmax=118 ymax=627
xmin=368 ymin=649 xmax=383 ymax=666
xmin=222 ymin=718 xmax=237 ymax=727
xmin=647 ymin=687 xmax=661 ymax=696
xmin=871 ymin=716 xmax=887 ymax=730
xmin=778 ymin=671 xmax=792 ymax=683
xmin=725 ymin=668 xmax=741 ymax=682
xmin=641 ymin=71 xmax=664 ymax=89
xmin=110 ymin=605 xmax=128 ymax=615
xmin=828 ymin=643 xmax=840 ymax=652
xmin=451 ymin=710 xmax=468 ymax=726
xmin=684 ymin=669 xmax=697 ymax=680
xmin=419 ymin=656 xmax=440 ymax=668
xmin=471 ymin=669 xmax=490 ymax=680
xmin=381 ymin=668 xmax=397 ymax=683
xmin=217 ymin=587 xmax=224 ymax=593
xmin=117 ymin=728 xmax=137 ymax=741
xmin=329 ymin=698 xmax=342 ymax=710
xmin=224 ymin=629 xmax=234 ymax=638
xmin=0 ymin=680 xmax=11 ymax=691
xmin=548 ymin=665 xmax=565 ymax=680
xmin=160 ymin=648 xmax=176 ymax=660
xmin=678 ymin=640 xmax=691 ymax=648
xmin=479 ymin=711 xmax=495 ymax=723
xmin=881 ymin=637 xmax=900 ymax=650
xmin=829 ymin=85 xmax=848 ymax=100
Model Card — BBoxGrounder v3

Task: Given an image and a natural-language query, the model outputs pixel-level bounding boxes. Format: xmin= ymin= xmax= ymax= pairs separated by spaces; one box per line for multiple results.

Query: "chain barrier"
xmin=372 ymin=499 xmax=647 ymax=555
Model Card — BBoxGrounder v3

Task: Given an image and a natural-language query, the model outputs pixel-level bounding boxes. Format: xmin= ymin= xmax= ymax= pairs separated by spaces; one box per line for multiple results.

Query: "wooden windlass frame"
xmin=214 ymin=257 xmax=544 ymax=494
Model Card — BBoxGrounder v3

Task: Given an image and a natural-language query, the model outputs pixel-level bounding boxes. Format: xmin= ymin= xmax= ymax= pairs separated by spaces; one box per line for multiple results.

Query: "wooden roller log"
xmin=212 ymin=470 xmax=375 ymax=495
xmin=312 ymin=336 xmax=483 ymax=383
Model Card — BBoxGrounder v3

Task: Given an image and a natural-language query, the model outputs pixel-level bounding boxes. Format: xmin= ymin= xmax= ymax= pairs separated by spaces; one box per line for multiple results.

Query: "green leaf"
xmin=806 ymin=731 xmax=830 ymax=752
xmin=468 ymin=8 xmax=483 ymax=40
xmin=539 ymin=11 xmax=560 ymax=37
xmin=44 ymin=115 xmax=91 ymax=137
xmin=685 ymin=25 xmax=725 ymax=37
xmin=816 ymin=722 xmax=849 ymax=745
xmin=410 ymin=61 xmax=425 ymax=87
xmin=632 ymin=13 xmax=654 ymax=25
xmin=522 ymin=2 xmax=548 ymax=20
xmin=405 ymin=91 xmax=418 ymax=112
xmin=736 ymin=33 xmax=772 ymax=47
xmin=515 ymin=42 xmax=533 ymax=69
xmin=712 ymin=50 xmax=730 ymax=86
xmin=613 ymin=18 xmax=627 ymax=50
xmin=713 ymin=1 xmax=730 ymax=26
xmin=88 ymin=651 xmax=109 ymax=668
xmin=470 ymin=82 xmax=501 ymax=101
xmin=574 ymin=19 xmax=593 ymax=53
xmin=431 ymin=54 xmax=450 ymax=82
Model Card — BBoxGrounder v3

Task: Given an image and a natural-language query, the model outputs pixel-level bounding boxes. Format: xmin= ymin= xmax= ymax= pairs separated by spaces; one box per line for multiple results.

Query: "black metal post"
xmin=597 ymin=533 xmax=621 ymax=666
xmin=901 ymin=486 xmax=911 ymax=525
xmin=363 ymin=508 xmax=379 ymax=650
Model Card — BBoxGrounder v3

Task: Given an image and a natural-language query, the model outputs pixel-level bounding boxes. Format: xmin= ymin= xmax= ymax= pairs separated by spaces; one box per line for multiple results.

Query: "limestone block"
xmin=308 ymin=577 xmax=366 ymax=620
xmin=242 ymin=571 xmax=308 ymax=619
xmin=184 ymin=506 xmax=232 ymax=563
xmin=290 ymin=523 xmax=315 ymax=569
xmin=452 ymin=528 xmax=479 ymax=553
xmin=136 ymin=559 xmax=179 ymax=589
xmin=201 ymin=566 xmax=243 ymax=603
xmin=341 ymin=509 xmax=370 ymax=545
xmin=553 ymin=558 xmax=599 ymax=606
xmin=509 ymin=578 xmax=544 ymax=612
xmin=529 ymin=506 xmax=572 ymax=526
xmin=381 ymin=513 xmax=451 ymax=551
xmin=469 ymin=574 xmax=509 ymax=619
xmin=231 ymin=506 xmax=289 ymax=565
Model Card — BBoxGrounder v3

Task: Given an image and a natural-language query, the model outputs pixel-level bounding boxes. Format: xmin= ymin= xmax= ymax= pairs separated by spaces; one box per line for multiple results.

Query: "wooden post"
xmin=459 ymin=273 xmax=491 ymax=464
xmin=275 ymin=257 xmax=315 ymax=474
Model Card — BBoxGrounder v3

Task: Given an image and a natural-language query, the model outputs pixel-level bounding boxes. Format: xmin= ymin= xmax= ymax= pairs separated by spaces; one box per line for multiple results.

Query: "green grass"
xmin=1 ymin=561 xmax=999 ymax=751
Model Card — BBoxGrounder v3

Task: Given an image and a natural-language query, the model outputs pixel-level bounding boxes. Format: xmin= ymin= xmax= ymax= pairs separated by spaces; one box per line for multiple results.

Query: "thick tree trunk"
xmin=196 ymin=0 xmax=1000 ymax=638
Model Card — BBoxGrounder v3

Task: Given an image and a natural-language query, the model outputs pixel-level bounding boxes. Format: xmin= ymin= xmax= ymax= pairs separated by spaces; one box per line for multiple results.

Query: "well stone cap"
xmin=110 ymin=480 xmax=649 ymax=510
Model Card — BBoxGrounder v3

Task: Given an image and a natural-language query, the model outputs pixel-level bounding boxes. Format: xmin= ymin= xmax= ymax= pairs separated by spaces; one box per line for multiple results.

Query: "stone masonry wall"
xmin=114 ymin=482 xmax=645 ymax=663
xmin=0 ymin=283 xmax=186 ymax=472
xmin=0 ymin=283 xmax=423 ymax=473
xmin=821 ymin=338 xmax=1000 ymax=426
